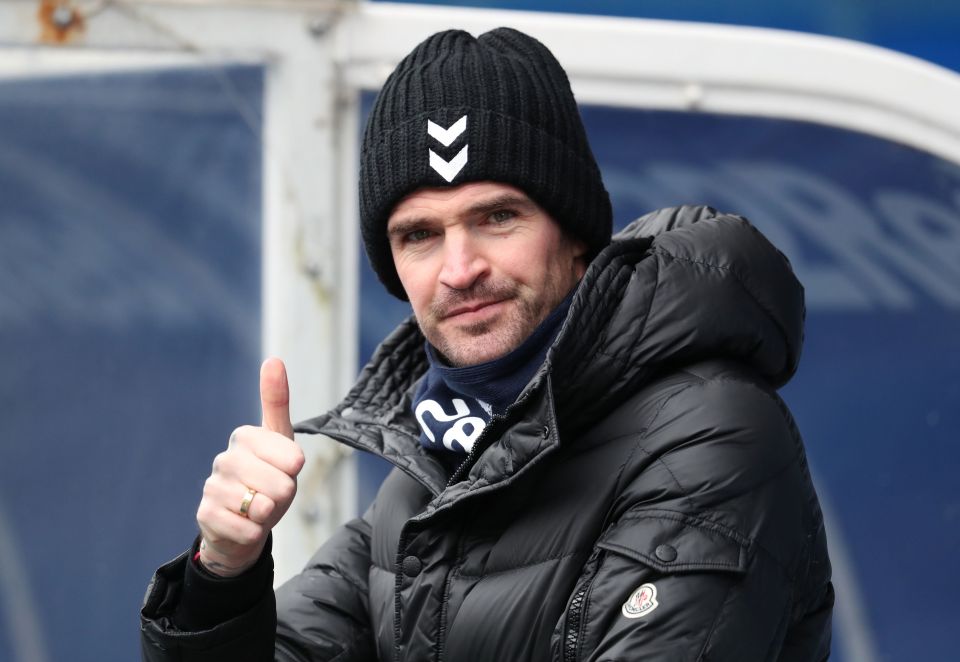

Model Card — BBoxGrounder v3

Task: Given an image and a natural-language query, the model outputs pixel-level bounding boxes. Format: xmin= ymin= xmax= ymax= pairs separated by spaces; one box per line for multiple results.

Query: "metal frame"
xmin=336 ymin=2 xmax=960 ymax=164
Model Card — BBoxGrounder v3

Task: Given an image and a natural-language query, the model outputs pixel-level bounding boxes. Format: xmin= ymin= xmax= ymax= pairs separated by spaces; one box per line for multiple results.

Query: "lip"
xmin=443 ymin=299 xmax=505 ymax=320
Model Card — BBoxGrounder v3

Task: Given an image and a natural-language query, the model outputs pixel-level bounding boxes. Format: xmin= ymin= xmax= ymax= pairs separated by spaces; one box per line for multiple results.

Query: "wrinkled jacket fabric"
xmin=141 ymin=206 xmax=833 ymax=661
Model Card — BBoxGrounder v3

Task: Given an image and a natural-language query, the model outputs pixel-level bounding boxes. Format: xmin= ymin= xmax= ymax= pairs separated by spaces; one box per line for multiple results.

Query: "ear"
xmin=572 ymin=238 xmax=589 ymax=259
xmin=569 ymin=237 xmax=590 ymax=278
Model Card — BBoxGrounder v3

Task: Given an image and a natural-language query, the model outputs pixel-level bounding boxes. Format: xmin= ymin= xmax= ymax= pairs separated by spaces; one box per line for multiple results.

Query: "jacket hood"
xmin=548 ymin=205 xmax=804 ymax=431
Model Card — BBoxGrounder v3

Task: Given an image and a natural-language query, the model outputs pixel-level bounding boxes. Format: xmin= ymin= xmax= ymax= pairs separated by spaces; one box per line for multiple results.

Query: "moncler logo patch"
xmin=427 ymin=115 xmax=468 ymax=182
xmin=621 ymin=583 xmax=659 ymax=619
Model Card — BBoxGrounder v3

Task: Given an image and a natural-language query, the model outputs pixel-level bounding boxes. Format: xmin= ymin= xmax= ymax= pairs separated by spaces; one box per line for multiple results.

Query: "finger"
xmin=203 ymin=475 xmax=280 ymax=526
xmin=212 ymin=451 xmax=297 ymax=512
xmin=236 ymin=486 xmax=278 ymax=526
xmin=208 ymin=450 xmax=295 ymax=507
xmin=197 ymin=495 xmax=265 ymax=548
xmin=260 ymin=357 xmax=294 ymax=440
xmin=226 ymin=426 xmax=305 ymax=478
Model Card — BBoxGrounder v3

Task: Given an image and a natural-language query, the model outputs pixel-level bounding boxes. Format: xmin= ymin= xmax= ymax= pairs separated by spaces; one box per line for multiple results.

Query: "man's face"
xmin=387 ymin=181 xmax=587 ymax=367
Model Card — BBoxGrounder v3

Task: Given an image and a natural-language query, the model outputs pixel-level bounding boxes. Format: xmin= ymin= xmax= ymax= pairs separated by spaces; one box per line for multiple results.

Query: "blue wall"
xmin=0 ymin=66 xmax=263 ymax=662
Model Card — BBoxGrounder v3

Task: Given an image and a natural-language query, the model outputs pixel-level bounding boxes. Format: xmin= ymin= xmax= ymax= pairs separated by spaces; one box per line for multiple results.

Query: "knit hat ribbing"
xmin=360 ymin=27 xmax=613 ymax=300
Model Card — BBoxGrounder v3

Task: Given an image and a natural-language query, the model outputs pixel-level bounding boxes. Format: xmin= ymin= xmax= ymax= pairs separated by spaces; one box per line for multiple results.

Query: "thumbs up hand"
xmin=196 ymin=358 xmax=306 ymax=577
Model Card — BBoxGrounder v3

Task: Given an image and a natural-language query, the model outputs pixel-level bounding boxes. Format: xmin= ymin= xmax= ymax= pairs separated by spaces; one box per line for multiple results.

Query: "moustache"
xmin=430 ymin=283 xmax=518 ymax=319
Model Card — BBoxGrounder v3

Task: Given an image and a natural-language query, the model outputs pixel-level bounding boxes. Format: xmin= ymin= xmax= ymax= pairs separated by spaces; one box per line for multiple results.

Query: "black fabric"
xmin=141 ymin=206 xmax=833 ymax=661
xmin=173 ymin=536 xmax=274 ymax=632
xmin=359 ymin=28 xmax=613 ymax=299
xmin=140 ymin=549 xmax=278 ymax=662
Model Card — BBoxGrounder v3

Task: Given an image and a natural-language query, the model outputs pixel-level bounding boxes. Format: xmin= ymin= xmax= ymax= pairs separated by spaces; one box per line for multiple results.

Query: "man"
xmin=141 ymin=27 xmax=833 ymax=661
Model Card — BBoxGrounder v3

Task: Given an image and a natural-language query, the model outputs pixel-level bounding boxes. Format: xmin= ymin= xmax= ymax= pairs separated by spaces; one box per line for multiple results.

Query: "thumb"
xmin=260 ymin=357 xmax=294 ymax=440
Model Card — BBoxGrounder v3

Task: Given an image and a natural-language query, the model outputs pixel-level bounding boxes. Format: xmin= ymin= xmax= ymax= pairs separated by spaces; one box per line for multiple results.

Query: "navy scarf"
xmin=412 ymin=292 xmax=573 ymax=454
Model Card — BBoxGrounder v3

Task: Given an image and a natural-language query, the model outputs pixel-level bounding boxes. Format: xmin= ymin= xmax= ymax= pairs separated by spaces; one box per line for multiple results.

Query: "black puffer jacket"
xmin=141 ymin=206 xmax=833 ymax=661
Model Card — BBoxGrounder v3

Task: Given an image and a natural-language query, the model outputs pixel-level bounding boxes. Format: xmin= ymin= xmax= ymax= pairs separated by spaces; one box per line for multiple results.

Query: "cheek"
xmin=541 ymin=241 xmax=583 ymax=290
xmin=396 ymin=267 xmax=435 ymax=315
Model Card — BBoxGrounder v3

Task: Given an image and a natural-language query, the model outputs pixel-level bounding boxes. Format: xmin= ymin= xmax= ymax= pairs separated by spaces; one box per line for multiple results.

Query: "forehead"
xmin=387 ymin=181 xmax=537 ymax=226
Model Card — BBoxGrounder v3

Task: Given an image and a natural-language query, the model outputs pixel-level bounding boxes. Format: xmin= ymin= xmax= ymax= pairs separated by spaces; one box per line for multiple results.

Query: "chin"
xmin=439 ymin=333 xmax=521 ymax=367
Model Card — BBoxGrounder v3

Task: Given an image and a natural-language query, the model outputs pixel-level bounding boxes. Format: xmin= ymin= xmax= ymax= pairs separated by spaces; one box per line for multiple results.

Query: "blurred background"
xmin=0 ymin=1 xmax=958 ymax=660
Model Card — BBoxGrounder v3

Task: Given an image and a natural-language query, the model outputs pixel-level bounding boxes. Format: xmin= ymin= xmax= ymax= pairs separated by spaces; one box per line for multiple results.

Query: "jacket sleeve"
xmin=273 ymin=516 xmax=377 ymax=660
xmin=553 ymin=371 xmax=833 ymax=662
xmin=140 ymin=546 xmax=278 ymax=662
xmin=140 ymin=516 xmax=376 ymax=662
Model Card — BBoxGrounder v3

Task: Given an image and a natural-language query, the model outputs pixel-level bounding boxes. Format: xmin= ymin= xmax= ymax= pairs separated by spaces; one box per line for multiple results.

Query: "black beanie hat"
xmin=359 ymin=27 xmax=613 ymax=299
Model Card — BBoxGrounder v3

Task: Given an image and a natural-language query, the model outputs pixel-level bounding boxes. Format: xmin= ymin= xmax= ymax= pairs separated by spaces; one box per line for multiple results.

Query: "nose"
xmin=438 ymin=230 xmax=489 ymax=290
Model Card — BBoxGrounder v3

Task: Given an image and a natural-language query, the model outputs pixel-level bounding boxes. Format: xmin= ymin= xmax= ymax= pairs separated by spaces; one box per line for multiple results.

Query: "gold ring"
xmin=239 ymin=487 xmax=257 ymax=517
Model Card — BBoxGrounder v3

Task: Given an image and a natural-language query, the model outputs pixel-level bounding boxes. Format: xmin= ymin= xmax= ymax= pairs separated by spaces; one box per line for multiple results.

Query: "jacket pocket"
xmin=596 ymin=509 xmax=749 ymax=575
xmin=558 ymin=510 xmax=749 ymax=662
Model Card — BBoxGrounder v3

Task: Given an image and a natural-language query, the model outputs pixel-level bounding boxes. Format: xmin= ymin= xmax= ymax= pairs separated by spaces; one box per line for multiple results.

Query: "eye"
xmin=405 ymin=229 xmax=433 ymax=243
xmin=388 ymin=225 xmax=436 ymax=251
xmin=489 ymin=209 xmax=517 ymax=225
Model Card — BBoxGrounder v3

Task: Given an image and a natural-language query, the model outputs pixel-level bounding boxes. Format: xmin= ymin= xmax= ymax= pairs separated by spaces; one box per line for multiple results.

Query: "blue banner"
xmin=0 ymin=66 xmax=264 ymax=662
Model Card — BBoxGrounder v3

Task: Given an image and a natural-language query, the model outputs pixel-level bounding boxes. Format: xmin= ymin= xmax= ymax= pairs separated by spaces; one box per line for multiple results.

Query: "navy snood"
xmin=412 ymin=291 xmax=573 ymax=455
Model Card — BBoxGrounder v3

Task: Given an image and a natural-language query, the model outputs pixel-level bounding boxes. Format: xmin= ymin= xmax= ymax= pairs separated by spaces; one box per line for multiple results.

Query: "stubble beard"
xmin=421 ymin=282 xmax=547 ymax=367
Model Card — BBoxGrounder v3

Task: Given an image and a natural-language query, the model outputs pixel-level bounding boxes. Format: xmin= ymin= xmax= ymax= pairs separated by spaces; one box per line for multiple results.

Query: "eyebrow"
xmin=465 ymin=193 xmax=536 ymax=216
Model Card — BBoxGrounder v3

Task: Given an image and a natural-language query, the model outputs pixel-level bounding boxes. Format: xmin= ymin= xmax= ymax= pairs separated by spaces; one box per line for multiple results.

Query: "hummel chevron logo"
xmin=429 ymin=146 xmax=468 ymax=183
xmin=427 ymin=116 xmax=467 ymax=146
xmin=427 ymin=115 xmax=469 ymax=182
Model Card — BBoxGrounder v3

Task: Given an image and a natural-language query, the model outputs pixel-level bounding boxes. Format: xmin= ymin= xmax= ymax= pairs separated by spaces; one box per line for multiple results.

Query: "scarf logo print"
xmin=427 ymin=115 xmax=468 ymax=182
xmin=415 ymin=397 xmax=485 ymax=453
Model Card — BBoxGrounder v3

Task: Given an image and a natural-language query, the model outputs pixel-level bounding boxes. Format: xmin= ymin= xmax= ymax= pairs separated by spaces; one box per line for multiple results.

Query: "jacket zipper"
xmin=563 ymin=585 xmax=589 ymax=662
xmin=446 ymin=412 xmax=504 ymax=486
xmin=562 ymin=552 xmax=602 ymax=662
xmin=447 ymin=385 xmax=546 ymax=486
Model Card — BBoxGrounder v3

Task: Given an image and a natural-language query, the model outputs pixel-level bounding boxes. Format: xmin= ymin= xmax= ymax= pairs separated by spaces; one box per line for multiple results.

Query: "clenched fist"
xmin=196 ymin=358 xmax=306 ymax=577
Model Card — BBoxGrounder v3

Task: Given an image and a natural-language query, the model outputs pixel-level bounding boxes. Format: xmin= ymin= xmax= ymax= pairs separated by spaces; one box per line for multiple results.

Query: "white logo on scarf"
xmin=415 ymin=397 xmax=485 ymax=452
xmin=427 ymin=115 xmax=468 ymax=182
